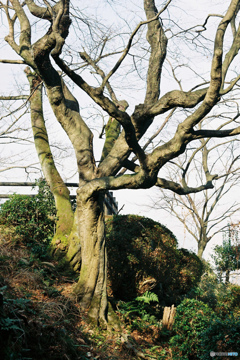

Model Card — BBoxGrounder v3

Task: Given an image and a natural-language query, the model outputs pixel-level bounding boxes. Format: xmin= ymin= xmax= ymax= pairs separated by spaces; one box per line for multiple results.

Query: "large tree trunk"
xmin=66 ymin=213 xmax=82 ymax=271
xmin=72 ymin=188 xmax=109 ymax=327
xmin=67 ymin=186 xmax=119 ymax=329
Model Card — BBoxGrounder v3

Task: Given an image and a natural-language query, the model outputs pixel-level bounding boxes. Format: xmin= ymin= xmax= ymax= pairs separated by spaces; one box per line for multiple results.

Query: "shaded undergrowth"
xmin=1 ymin=191 xmax=238 ymax=360
xmin=0 ymin=225 xmax=172 ymax=360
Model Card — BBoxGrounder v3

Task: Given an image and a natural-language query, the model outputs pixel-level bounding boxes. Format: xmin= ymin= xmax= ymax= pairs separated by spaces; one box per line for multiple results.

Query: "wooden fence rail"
xmin=0 ymin=182 xmax=118 ymax=216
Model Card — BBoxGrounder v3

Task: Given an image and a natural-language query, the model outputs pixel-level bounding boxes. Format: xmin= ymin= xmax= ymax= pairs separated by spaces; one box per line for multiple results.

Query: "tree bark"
xmin=71 ymin=187 xmax=112 ymax=328
xmin=197 ymin=244 xmax=205 ymax=259
xmin=225 ymin=269 xmax=230 ymax=284
xmin=197 ymin=236 xmax=208 ymax=259
xmin=25 ymin=68 xmax=74 ymax=255
xmin=197 ymin=223 xmax=209 ymax=259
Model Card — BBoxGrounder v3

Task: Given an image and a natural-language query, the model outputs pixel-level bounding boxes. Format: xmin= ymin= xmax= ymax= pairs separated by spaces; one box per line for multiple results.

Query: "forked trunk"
xmin=72 ymin=189 xmax=109 ymax=327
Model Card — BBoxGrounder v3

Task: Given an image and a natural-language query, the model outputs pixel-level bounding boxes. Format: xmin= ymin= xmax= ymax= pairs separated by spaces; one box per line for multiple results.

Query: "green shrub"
xmin=170 ymin=298 xmax=216 ymax=359
xmin=229 ymin=285 xmax=240 ymax=312
xmin=117 ymin=291 xmax=160 ymax=331
xmin=0 ymin=292 xmax=81 ymax=360
xmin=0 ymin=179 xmax=56 ymax=258
xmin=188 ymin=261 xmax=223 ymax=309
xmin=188 ymin=262 xmax=240 ymax=318
xmin=199 ymin=316 xmax=240 ymax=360
xmin=215 ymin=284 xmax=240 ymax=318
xmin=106 ymin=215 xmax=203 ymax=305
xmin=0 ymin=295 xmax=31 ymax=360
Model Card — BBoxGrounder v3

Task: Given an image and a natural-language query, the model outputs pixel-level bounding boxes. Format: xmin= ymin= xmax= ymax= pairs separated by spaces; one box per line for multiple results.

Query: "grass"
xmin=0 ymin=225 xmax=172 ymax=360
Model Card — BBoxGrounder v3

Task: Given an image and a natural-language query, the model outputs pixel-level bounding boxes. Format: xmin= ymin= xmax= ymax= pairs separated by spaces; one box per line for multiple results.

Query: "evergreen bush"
xmin=170 ymin=298 xmax=216 ymax=359
xmin=106 ymin=215 xmax=203 ymax=305
xmin=199 ymin=316 xmax=240 ymax=360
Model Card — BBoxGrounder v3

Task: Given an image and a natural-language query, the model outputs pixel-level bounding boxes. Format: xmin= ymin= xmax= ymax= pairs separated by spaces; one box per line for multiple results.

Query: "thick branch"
xmin=155 ymin=177 xmax=214 ymax=195
xmin=53 ymin=56 xmax=147 ymax=169
xmin=25 ymin=67 xmax=74 ymax=238
xmin=145 ymin=1 xmax=240 ymax=176
xmin=10 ymin=0 xmax=31 ymax=56
xmin=222 ymin=9 xmax=240 ymax=85
xmin=78 ymin=168 xmax=156 ymax=202
xmin=0 ymin=59 xmax=25 ymax=64
xmin=8 ymin=2 xmax=95 ymax=181
xmin=143 ymin=0 xmax=169 ymax=105
xmin=3 ymin=2 xmax=20 ymax=54
xmin=147 ymin=88 xmax=207 ymax=116
xmin=193 ymin=126 xmax=240 ymax=139
xmin=175 ymin=0 xmax=239 ymax=136
xmin=99 ymin=0 xmax=171 ymax=93
xmin=25 ymin=0 xmax=59 ymax=21
xmin=100 ymin=100 xmax=129 ymax=163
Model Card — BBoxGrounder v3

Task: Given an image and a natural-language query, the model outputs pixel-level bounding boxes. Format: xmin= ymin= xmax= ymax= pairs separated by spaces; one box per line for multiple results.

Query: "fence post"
xmin=162 ymin=304 xmax=176 ymax=330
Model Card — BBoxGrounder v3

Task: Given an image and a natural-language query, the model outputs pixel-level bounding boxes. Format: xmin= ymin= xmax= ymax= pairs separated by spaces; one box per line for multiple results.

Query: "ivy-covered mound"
xmin=106 ymin=215 xmax=203 ymax=306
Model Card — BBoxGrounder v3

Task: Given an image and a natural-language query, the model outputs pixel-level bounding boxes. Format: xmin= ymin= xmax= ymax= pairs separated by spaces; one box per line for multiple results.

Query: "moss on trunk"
xmin=68 ymin=188 xmax=120 ymax=329
xmin=26 ymin=69 xmax=74 ymax=258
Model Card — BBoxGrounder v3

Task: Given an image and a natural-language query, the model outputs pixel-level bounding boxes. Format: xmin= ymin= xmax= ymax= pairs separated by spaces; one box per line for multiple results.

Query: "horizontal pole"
xmin=0 ymin=182 xmax=79 ymax=187
xmin=0 ymin=194 xmax=77 ymax=199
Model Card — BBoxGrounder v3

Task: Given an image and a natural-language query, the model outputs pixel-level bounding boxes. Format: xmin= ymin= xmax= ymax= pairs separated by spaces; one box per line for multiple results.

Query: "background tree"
xmin=0 ymin=88 xmax=39 ymax=177
xmin=0 ymin=59 xmax=74 ymax=182
xmin=1 ymin=0 xmax=240 ymax=327
xmin=212 ymin=224 xmax=240 ymax=283
xmin=152 ymin=130 xmax=240 ymax=258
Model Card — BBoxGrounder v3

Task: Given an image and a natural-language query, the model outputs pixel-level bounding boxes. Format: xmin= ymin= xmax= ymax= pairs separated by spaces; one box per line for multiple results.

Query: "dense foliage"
xmin=0 ymin=180 xmax=56 ymax=258
xmin=117 ymin=291 xmax=160 ymax=331
xmin=189 ymin=261 xmax=240 ymax=318
xmin=106 ymin=215 xmax=203 ymax=305
xmin=1 ymin=192 xmax=240 ymax=359
xmin=174 ymin=263 xmax=240 ymax=359
xmin=170 ymin=298 xmax=217 ymax=359
xmin=199 ymin=316 xmax=240 ymax=360
xmin=212 ymin=239 xmax=240 ymax=283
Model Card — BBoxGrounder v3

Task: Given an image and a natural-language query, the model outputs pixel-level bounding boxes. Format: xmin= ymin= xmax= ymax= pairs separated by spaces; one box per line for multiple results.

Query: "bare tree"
xmin=0 ymin=81 xmax=29 ymax=142
xmin=0 ymin=61 xmax=73 ymax=181
xmin=1 ymin=0 xmax=240 ymax=327
xmin=0 ymin=82 xmax=39 ymax=176
xmin=153 ymin=128 xmax=240 ymax=258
